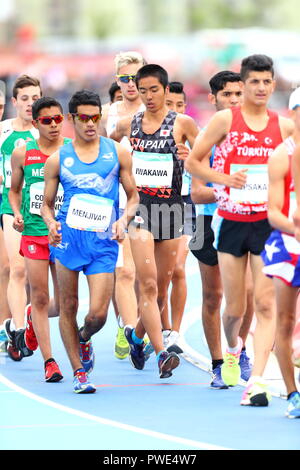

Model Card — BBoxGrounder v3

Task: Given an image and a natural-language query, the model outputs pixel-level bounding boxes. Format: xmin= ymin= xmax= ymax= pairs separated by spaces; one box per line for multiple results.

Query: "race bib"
xmin=30 ymin=182 xmax=64 ymax=216
xmin=229 ymin=163 xmax=268 ymax=205
xmin=132 ymin=151 xmax=173 ymax=188
xmin=4 ymin=158 xmax=11 ymax=188
xmin=66 ymin=193 xmax=114 ymax=231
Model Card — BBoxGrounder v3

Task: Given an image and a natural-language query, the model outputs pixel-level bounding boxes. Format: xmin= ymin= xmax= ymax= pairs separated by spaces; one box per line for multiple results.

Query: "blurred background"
xmin=1 ymin=0 xmax=300 ymax=134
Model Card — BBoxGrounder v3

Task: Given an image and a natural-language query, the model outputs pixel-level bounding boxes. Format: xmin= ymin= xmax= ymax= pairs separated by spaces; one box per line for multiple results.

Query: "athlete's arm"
xmin=279 ymin=116 xmax=295 ymax=140
xmin=110 ymin=116 xmax=131 ymax=143
xmin=9 ymin=145 xmax=26 ymax=232
xmin=190 ymin=156 xmax=216 ymax=205
xmin=176 ymin=114 xmax=199 ymax=149
xmin=99 ymin=103 xmax=110 ymax=137
xmin=112 ymin=144 xmax=139 ymax=241
xmin=292 ymin=143 xmax=300 ymax=241
xmin=267 ymin=144 xmax=293 ymax=234
xmin=41 ymin=151 xmax=62 ymax=246
xmin=185 ymin=110 xmax=247 ymax=188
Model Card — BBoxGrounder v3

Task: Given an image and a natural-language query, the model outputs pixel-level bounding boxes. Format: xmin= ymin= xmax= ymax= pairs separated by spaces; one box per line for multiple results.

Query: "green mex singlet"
xmin=0 ymin=119 xmax=39 ymax=215
xmin=22 ymin=138 xmax=71 ymax=236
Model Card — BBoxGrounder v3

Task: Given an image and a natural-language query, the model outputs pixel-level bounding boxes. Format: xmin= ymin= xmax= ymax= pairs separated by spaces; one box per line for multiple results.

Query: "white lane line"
xmin=0 ymin=373 xmax=231 ymax=451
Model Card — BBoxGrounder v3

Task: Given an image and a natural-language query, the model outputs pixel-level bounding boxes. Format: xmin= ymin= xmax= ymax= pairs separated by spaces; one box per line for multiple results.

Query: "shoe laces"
xmin=80 ymin=341 xmax=92 ymax=361
xmin=45 ymin=360 xmax=59 ymax=376
xmin=75 ymin=371 xmax=88 ymax=384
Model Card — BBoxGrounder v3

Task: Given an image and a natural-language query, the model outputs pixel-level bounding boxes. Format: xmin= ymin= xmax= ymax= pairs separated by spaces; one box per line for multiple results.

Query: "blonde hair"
xmin=114 ymin=51 xmax=146 ymax=73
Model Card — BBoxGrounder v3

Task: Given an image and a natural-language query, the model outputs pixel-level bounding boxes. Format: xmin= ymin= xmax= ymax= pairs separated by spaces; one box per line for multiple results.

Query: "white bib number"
xmin=66 ymin=193 xmax=114 ymax=231
xmin=132 ymin=151 xmax=173 ymax=188
xmin=30 ymin=182 xmax=64 ymax=216
xmin=229 ymin=163 xmax=268 ymax=205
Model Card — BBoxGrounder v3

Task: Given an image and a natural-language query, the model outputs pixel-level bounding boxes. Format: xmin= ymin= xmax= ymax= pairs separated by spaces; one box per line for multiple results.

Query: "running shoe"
xmin=79 ymin=334 xmax=95 ymax=374
xmin=144 ymin=335 xmax=154 ymax=362
xmin=0 ymin=324 xmax=8 ymax=342
xmin=286 ymin=392 xmax=300 ymax=419
xmin=166 ymin=331 xmax=184 ymax=354
xmin=240 ymin=380 xmax=271 ymax=406
xmin=124 ymin=326 xmax=145 ymax=370
xmin=24 ymin=304 xmax=38 ymax=351
xmin=114 ymin=326 xmax=129 ymax=360
xmin=162 ymin=329 xmax=171 ymax=348
xmin=4 ymin=319 xmax=22 ymax=362
xmin=15 ymin=329 xmax=34 ymax=358
xmin=210 ymin=364 xmax=229 ymax=389
xmin=239 ymin=349 xmax=252 ymax=382
xmin=45 ymin=359 xmax=63 ymax=383
xmin=158 ymin=351 xmax=180 ymax=379
xmin=73 ymin=370 xmax=96 ymax=394
xmin=221 ymin=337 xmax=243 ymax=386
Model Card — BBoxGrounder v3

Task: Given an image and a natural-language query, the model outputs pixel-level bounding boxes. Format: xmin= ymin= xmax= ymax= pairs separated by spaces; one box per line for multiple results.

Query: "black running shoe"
xmin=4 ymin=319 xmax=22 ymax=362
xmin=124 ymin=326 xmax=145 ymax=370
xmin=15 ymin=329 xmax=34 ymax=358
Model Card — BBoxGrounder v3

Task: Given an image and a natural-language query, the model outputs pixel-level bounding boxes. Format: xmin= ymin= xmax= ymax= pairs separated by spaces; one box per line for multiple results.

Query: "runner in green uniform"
xmin=1 ymin=75 xmax=41 ymax=361
xmin=9 ymin=96 xmax=70 ymax=382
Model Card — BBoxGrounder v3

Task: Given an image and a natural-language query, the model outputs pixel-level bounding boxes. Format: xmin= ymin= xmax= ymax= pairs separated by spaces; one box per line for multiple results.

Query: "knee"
xmin=31 ymin=290 xmax=49 ymax=311
xmin=203 ymin=287 xmax=223 ymax=313
xmin=172 ymin=264 xmax=186 ymax=283
xmin=116 ymin=265 xmax=135 ymax=285
xmin=10 ymin=264 xmax=25 ymax=282
xmin=60 ymin=295 xmax=78 ymax=315
xmin=140 ymin=277 xmax=158 ymax=300
xmin=255 ymin=297 xmax=274 ymax=320
xmin=276 ymin=310 xmax=295 ymax=337
xmin=0 ymin=262 xmax=10 ymax=280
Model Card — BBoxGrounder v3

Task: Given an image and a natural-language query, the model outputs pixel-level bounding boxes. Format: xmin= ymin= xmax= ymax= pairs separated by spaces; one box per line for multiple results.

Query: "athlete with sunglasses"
xmin=8 ymin=97 xmax=71 ymax=382
xmin=103 ymin=51 xmax=147 ymax=363
xmin=0 ymin=75 xmax=41 ymax=362
xmin=41 ymin=90 xmax=139 ymax=393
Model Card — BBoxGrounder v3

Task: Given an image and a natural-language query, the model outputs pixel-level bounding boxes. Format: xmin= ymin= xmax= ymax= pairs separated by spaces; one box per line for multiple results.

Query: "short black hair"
xmin=32 ymin=97 xmax=63 ymax=120
xmin=240 ymin=54 xmax=274 ymax=81
xmin=136 ymin=64 xmax=169 ymax=90
xmin=209 ymin=71 xmax=241 ymax=96
xmin=108 ymin=81 xmax=121 ymax=102
xmin=168 ymin=81 xmax=186 ymax=102
xmin=68 ymin=90 xmax=101 ymax=114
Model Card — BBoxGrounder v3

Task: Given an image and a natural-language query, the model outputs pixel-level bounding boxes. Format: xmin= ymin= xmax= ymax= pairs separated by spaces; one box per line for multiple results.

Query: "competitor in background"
xmin=185 ymin=55 xmax=294 ymax=406
xmin=9 ymin=96 xmax=71 ymax=382
xmin=261 ymin=87 xmax=300 ymax=418
xmin=1 ymin=75 xmax=41 ymax=361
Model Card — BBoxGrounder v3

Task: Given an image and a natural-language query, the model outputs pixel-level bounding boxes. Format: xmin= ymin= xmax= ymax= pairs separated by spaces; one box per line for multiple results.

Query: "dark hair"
xmin=108 ymin=81 xmax=121 ymax=102
xmin=209 ymin=71 xmax=241 ymax=96
xmin=240 ymin=54 xmax=274 ymax=81
xmin=32 ymin=97 xmax=63 ymax=120
xmin=13 ymin=74 xmax=41 ymax=99
xmin=168 ymin=81 xmax=186 ymax=102
xmin=68 ymin=89 xmax=102 ymax=114
xmin=136 ymin=64 xmax=169 ymax=90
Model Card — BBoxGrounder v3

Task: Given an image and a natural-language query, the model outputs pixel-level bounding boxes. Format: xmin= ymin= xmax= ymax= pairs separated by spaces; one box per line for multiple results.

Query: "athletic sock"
xmin=212 ymin=359 xmax=223 ymax=370
xmin=132 ymin=329 xmax=143 ymax=345
xmin=156 ymin=350 xmax=165 ymax=362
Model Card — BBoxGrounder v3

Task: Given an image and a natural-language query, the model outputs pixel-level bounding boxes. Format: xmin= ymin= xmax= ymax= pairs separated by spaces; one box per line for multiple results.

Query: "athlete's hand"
xmin=48 ymin=220 xmax=62 ymax=246
xmin=13 ymin=214 xmax=24 ymax=233
xmin=293 ymin=208 xmax=300 ymax=242
xmin=176 ymin=143 xmax=190 ymax=161
xmin=111 ymin=217 xmax=127 ymax=242
xmin=226 ymin=169 xmax=248 ymax=188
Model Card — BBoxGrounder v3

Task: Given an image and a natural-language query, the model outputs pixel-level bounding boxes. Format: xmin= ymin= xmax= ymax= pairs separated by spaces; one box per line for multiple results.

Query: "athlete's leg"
xmin=273 ymin=278 xmax=298 ymax=395
xmin=48 ymin=262 xmax=60 ymax=318
xmin=0 ymin=227 xmax=11 ymax=323
xmin=56 ymin=260 xmax=81 ymax=372
xmin=3 ymin=214 xmax=27 ymax=329
xmin=249 ymin=254 xmax=276 ymax=377
xmin=218 ymin=252 xmax=248 ymax=348
xmin=24 ymin=257 xmax=52 ymax=360
xmin=79 ymin=271 xmax=114 ymax=341
xmin=239 ymin=259 xmax=254 ymax=346
xmin=129 ymin=227 xmax=164 ymax=354
xmin=168 ymin=235 xmax=190 ymax=332
xmin=198 ymin=261 xmax=223 ymax=360
xmin=114 ymin=235 xmax=137 ymax=326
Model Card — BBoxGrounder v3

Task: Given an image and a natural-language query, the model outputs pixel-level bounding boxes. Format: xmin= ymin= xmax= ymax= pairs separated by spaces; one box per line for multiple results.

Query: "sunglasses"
xmin=72 ymin=113 xmax=101 ymax=123
xmin=37 ymin=114 xmax=64 ymax=125
xmin=116 ymin=74 xmax=136 ymax=83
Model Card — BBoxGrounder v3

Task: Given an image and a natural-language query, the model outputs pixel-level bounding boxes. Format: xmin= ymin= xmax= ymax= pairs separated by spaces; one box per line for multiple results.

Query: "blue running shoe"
xmin=158 ymin=351 xmax=180 ymax=379
xmin=73 ymin=370 xmax=96 ymax=394
xmin=239 ymin=349 xmax=252 ymax=382
xmin=79 ymin=336 xmax=95 ymax=374
xmin=144 ymin=339 xmax=154 ymax=362
xmin=210 ymin=364 xmax=229 ymax=389
xmin=124 ymin=326 xmax=145 ymax=370
xmin=286 ymin=392 xmax=300 ymax=418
